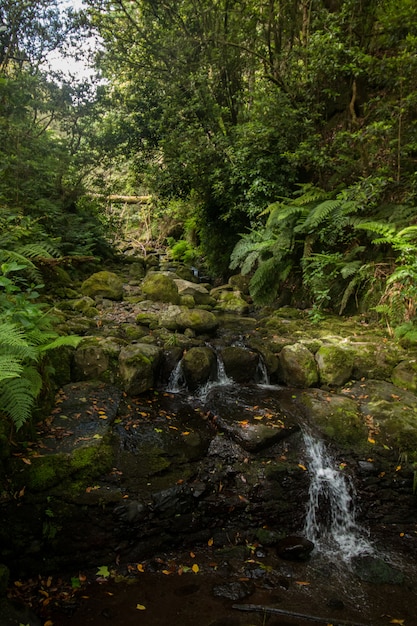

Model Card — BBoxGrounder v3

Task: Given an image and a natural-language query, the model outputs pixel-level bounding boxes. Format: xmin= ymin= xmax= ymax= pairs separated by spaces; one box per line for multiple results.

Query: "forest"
xmin=1 ymin=0 xmax=417 ymax=429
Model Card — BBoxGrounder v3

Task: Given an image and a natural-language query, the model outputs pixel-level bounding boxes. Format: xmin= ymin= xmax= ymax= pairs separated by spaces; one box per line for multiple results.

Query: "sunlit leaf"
xmin=96 ymin=565 xmax=110 ymax=578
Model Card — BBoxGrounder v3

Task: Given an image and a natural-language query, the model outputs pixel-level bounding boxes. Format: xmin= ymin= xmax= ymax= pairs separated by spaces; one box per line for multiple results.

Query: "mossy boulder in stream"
xmin=279 ymin=343 xmax=319 ymax=387
xmin=81 ymin=270 xmax=124 ymax=300
xmin=391 ymin=359 xmax=417 ymax=393
xmin=300 ymin=389 xmax=368 ymax=450
xmin=141 ymin=272 xmax=180 ymax=304
xmin=181 ymin=347 xmax=216 ymax=390
xmin=220 ymin=346 xmax=259 ymax=383
xmin=119 ymin=343 xmax=162 ymax=394
xmin=315 ymin=344 xmax=354 ymax=386
xmin=73 ymin=336 xmax=123 ymax=382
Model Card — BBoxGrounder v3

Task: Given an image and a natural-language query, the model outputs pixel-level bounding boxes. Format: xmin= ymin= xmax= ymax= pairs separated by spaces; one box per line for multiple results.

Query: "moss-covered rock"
xmin=141 ymin=272 xmax=180 ymax=304
xmin=119 ymin=343 xmax=162 ymax=394
xmin=182 ymin=347 xmax=217 ymax=390
xmin=81 ymin=271 xmax=124 ymax=301
xmin=279 ymin=343 xmax=319 ymax=387
xmin=176 ymin=308 xmax=219 ymax=333
xmin=213 ymin=289 xmax=250 ymax=315
xmin=391 ymin=359 xmax=417 ymax=392
xmin=174 ymin=278 xmax=216 ymax=307
xmin=300 ymin=389 xmax=368 ymax=450
xmin=73 ymin=336 xmax=123 ymax=382
xmin=344 ymin=379 xmax=417 ymax=458
xmin=315 ymin=344 xmax=354 ymax=386
xmin=220 ymin=346 xmax=259 ymax=383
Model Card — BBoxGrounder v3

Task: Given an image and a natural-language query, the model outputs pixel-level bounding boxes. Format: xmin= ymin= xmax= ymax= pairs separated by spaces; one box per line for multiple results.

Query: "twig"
xmin=232 ymin=604 xmax=373 ymax=626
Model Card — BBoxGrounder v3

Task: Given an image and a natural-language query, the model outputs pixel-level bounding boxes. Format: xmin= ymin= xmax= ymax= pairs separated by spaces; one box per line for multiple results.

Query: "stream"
xmin=44 ymin=369 xmax=417 ymax=626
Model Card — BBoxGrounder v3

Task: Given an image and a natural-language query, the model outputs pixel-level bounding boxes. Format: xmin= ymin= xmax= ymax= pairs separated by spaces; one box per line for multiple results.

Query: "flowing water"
xmin=303 ymin=431 xmax=374 ymax=562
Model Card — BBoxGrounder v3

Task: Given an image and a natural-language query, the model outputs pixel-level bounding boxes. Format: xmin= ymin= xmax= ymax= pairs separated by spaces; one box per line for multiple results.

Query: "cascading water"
xmin=166 ymin=359 xmax=185 ymax=393
xmin=303 ymin=431 xmax=374 ymax=562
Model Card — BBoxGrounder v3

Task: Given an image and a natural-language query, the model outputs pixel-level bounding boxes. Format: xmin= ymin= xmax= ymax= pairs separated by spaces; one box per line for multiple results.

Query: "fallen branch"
xmin=232 ymin=604 xmax=372 ymax=626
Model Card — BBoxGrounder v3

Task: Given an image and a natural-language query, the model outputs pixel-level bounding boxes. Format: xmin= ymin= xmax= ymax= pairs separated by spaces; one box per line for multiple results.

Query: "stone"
xmin=141 ymin=272 xmax=180 ymax=304
xmin=73 ymin=336 xmax=123 ymax=382
xmin=81 ymin=271 xmax=124 ymax=300
xmin=300 ymin=389 xmax=368 ymax=449
xmin=175 ymin=307 xmax=219 ymax=334
xmin=182 ymin=347 xmax=217 ymax=390
xmin=174 ymin=278 xmax=216 ymax=306
xmin=213 ymin=289 xmax=250 ymax=315
xmin=119 ymin=343 xmax=162 ymax=394
xmin=315 ymin=344 xmax=354 ymax=386
xmin=352 ymin=555 xmax=404 ymax=584
xmin=220 ymin=346 xmax=259 ymax=383
xmin=212 ymin=581 xmax=254 ymax=600
xmin=391 ymin=359 xmax=417 ymax=392
xmin=276 ymin=536 xmax=314 ymax=561
xmin=279 ymin=343 xmax=319 ymax=387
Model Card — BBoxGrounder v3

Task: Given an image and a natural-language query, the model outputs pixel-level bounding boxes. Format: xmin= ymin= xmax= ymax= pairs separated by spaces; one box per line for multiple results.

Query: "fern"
xmin=0 ymin=377 xmax=39 ymax=431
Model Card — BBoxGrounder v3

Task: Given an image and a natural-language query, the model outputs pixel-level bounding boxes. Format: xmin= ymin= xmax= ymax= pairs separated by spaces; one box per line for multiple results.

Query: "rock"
xmin=175 ymin=308 xmax=219 ymax=334
xmin=344 ymin=379 xmax=417 ymax=457
xmin=81 ymin=271 xmax=124 ymax=300
xmin=73 ymin=336 xmax=123 ymax=382
xmin=228 ymin=273 xmax=251 ymax=294
xmin=212 ymin=581 xmax=254 ymax=600
xmin=315 ymin=344 xmax=354 ymax=386
xmin=352 ymin=555 xmax=404 ymax=584
xmin=141 ymin=272 xmax=180 ymax=304
xmin=301 ymin=389 xmax=368 ymax=449
xmin=119 ymin=343 xmax=162 ymax=394
xmin=213 ymin=289 xmax=250 ymax=315
xmin=279 ymin=343 xmax=319 ymax=387
xmin=182 ymin=347 xmax=217 ymax=390
xmin=220 ymin=346 xmax=259 ymax=383
xmin=391 ymin=359 xmax=417 ymax=392
xmin=350 ymin=341 xmax=404 ymax=380
xmin=174 ymin=278 xmax=216 ymax=306
xmin=276 ymin=535 xmax=314 ymax=561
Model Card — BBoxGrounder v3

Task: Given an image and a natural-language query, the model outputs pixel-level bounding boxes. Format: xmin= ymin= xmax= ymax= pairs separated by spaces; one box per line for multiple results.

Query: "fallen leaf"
xmin=298 ymin=464 xmax=307 ymax=471
xmin=192 ymin=563 xmax=199 ymax=573
xmin=162 ymin=569 xmax=172 ymax=575
xmin=21 ymin=457 xmax=31 ymax=465
xmin=367 ymin=437 xmax=376 ymax=444
xmin=136 ymin=603 xmax=146 ymax=610
xmin=208 ymin=537 xmax=214 ymax=547
xmin=390 ymin=619 xmax=405 ymax=624
xmin=44 ymin=621 xmax=54 ymax=626
xmin=295 ymin=580 xmax=310 ymax=586
xmin=96 ymin=565 xmax=110 ymax=578
xmin=190 ymin=551 xmax=195 ymax=558
xmin=137 ymin=564 xmax=144 ymax=572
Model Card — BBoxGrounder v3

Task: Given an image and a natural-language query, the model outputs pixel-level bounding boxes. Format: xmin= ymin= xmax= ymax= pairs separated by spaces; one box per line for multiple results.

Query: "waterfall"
xmin=303 ymin=431 xmax=373 ymax=562
xmin=166 ymin=359 xmax=185 ymax=393
xmin=198 ymin=349 xmax=233 ymax=400
xmin=256 ymin=355 xmax=270 ymax=385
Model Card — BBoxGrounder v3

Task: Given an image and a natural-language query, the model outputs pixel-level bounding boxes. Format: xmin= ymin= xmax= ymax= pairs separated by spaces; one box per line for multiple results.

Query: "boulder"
xmin=220 ymin=346 xmax=259 ymax=383
xmin=300 ymin=389 xmax=368 ymax=449
xmin=315 ymin=344 xmax=354 ymax=386
xmin=344 ymin=379 xmax=417 ymax=457
xmin=159 ymin=305 xmax=218 ymax=334
xmin=174 ymin=278 xmax=216 ymax=306
xmin=279 ymin=343 xmax=319 ymax=387
xmin=119 ymin=343 xmax=162 ymax=394
xmin=391 ymin=359 xmax=417 ymax=392
xmin=81 ymin=271 xmax=124 ymax=300
xmin=141 ymin=272 xmax=180 ymax=304
xmin=181 ymin=347 xmax=217 ymax=390
xmin=275 ymin=536 xmax=314 ymax=561
xmin=213 ymin=289 xmax=250 ymax=315
xmin=73 ymin=336 xmax=123 ymax=382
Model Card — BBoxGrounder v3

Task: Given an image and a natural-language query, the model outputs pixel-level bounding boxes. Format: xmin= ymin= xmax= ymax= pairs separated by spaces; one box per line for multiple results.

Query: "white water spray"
xmin=166 ymin=360 xmax=185 ymax=393
xmin=303 ymin=431 xmax=373 ymax=562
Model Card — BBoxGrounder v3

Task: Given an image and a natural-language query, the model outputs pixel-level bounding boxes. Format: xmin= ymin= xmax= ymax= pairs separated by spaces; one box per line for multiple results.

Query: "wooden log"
xmin=232 ymin=604 xmax=371 ymax=626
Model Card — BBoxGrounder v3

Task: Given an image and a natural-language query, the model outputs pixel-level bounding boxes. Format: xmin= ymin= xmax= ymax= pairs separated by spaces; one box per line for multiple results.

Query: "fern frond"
xmin=0 ymin=323 xmax=38 ymax=361
xmin=38 ymin=334 xmax=82 ymax=353
xmin=0 ymin=356 xmax=24 ymax=381
xmin=354 ymin=221 xmax=396 ymax=242
xmin=16 ymin=242 xmax=60 ymax=259
xmin=340 ymin=260 xmax=362 ymax=279
xmin=266 ymin=204 xmax=306 ymax=228
xmin=0 ymin=377 xmax=37 ymax=430
xmin=299 ymin=199 xmax=341 ymax=233
xmin=21 ymin=365 xmax=43 ymax=398
xmin=249 ymin=256 xmax=292 ymax=304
